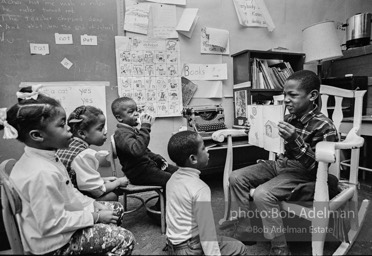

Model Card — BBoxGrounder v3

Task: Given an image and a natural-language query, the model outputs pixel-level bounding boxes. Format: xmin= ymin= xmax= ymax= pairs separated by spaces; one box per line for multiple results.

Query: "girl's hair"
xmin=0 ymin=87 xmax=62 ymax=142
xmin=167 ymin=130 xmax=200 ymax=167
xmin=68 ymin=105 xmax=104 ymax=136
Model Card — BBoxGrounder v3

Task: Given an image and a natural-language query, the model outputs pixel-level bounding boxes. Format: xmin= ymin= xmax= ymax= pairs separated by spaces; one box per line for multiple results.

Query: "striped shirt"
xmin=284 ymin=105 xmax=338 ymax=171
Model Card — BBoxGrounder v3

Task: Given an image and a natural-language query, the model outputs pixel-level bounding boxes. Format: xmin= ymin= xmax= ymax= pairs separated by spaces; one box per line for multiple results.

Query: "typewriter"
xmin=182 ymin=105 xmax=227 ymax=135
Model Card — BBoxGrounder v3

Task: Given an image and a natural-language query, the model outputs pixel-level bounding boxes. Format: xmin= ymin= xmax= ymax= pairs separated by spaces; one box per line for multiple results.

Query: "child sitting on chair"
xmin=57 ymin=105 xmax=129 ymax=201
xmin=228 ymin=70 xmax=339 ymax=255
xmin=0 ymin=87 xmax=134 ymax=255
xmin=165 ymin=130 xmax=248 ymax=256
xmin=111 ymin=97 xmax=178 ymax=210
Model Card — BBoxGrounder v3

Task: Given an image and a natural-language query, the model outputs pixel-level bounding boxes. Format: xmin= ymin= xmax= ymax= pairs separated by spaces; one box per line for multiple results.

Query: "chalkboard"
xmin=0 ymin=0 xmax=120 ymax=161
xmin=0 ymin=0 xmax=118 ymax=108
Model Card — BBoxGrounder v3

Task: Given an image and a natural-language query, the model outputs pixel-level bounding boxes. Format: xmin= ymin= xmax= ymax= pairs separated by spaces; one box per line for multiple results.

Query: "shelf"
xmin=232 ymin=49 xmax=304 ymax=127
xmin=250 ymin=89 xmax=283 ymax=92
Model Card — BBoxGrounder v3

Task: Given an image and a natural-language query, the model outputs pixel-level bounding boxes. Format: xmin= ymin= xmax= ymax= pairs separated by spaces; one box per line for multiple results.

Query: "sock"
xmin=271 ymin=234 xmax=287 ymax=248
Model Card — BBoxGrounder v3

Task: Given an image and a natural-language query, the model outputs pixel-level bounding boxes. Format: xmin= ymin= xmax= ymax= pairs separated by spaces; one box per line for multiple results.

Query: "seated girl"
xmin=57 ymin=105 xmax=129 ymax=201
xmin=0 ymin=86 xmax=134 ymax=255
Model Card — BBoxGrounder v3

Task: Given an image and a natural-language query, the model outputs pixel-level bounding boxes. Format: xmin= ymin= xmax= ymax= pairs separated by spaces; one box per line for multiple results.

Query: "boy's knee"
xmin=229 ymin=172 xmax=241 ymax=187
xmin=253 ymin=186 xmax=274 ymax=203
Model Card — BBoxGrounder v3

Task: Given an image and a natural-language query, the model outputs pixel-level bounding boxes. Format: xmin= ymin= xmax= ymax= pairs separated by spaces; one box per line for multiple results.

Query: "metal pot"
xmin=343 ymin=13 xmax=372 ymax=48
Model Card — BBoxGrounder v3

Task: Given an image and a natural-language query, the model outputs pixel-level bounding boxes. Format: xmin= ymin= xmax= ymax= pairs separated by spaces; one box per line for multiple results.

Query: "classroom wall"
xmin=1 ymin=0 xmax=372 ymax=163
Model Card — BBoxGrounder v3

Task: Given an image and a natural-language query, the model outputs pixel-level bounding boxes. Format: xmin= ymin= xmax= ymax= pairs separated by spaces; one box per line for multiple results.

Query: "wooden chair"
xmin=0 ymin=159 xmax=25 ymax=255
xmin=213 ymin=85 xmax=369 ymax=255
xmin=108 ymin=135 xmax=166 ymax=234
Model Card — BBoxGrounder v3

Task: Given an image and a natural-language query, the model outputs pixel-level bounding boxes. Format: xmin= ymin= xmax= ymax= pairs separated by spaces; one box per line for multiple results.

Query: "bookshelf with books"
xmin=232 ymin=49 xmax=304 ymax=127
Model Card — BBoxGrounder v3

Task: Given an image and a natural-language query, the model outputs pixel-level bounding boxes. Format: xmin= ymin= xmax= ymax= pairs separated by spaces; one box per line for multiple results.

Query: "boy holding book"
xmin=228 ymin=70 xmax=338 ymax=255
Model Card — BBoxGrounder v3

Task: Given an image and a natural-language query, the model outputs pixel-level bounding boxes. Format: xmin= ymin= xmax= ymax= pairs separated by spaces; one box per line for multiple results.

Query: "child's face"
xmin=194 ymin=135 xmax=209 ymax=169
xmin=116 ymin=100 xmax=140 ymax=127
xmin=82 ymin=114 xmax=107 ymax=146
xmin=41 ymin=107 xmax=72 ymax=150
xmin=283 ymin=79 xmax=315 ymax=117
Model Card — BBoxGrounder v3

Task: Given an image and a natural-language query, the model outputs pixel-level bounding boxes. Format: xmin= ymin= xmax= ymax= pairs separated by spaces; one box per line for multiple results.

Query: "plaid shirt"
xmin=284 ymin=105 xmax=338 ymax=171
xmin=56 ymin=137 xmax=88 ymax=188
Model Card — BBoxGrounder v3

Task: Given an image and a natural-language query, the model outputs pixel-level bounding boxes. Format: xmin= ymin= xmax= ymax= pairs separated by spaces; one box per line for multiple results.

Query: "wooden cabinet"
xmin=232 ymin=49 xmax=305 ymax=127
xmin=322 ymin=76 xmax=368 ymax=117
xmin=322 ymin=45 xmax=372 ymax=115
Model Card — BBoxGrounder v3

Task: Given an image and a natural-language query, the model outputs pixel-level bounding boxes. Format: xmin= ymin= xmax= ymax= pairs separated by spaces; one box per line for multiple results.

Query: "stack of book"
xmin=251 ymin=58 xmax=294 ymax=89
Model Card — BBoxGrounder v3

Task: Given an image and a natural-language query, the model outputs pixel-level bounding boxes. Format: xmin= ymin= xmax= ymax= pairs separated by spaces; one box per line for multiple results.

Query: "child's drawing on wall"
xmin=234 ymin=90 xmax=247 ymax=118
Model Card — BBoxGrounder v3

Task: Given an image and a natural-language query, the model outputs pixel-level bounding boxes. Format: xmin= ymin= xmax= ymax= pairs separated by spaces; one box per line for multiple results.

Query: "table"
xmin=200 ymin=134 xmax=268 ymax=176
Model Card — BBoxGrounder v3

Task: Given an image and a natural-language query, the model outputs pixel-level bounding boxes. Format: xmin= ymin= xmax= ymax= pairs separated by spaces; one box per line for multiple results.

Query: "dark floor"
xmin=123 ymin=173 xmax=372 ymax=255
xmin=1 ymin=171 xmax=372 ymax=255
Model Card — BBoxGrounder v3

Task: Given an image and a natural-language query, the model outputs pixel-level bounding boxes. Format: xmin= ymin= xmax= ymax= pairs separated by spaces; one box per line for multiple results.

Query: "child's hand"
xmin=278 ymin=121 xmax=297 ymax=141
xmin=140 ymin=113 xmax=155 ymax=125
xmin=244 ymin=121 xmax=251 ymax=134
xmin=118 ymin=177 xmax=129 ymax=187
xmin=160 ymin=159 xmax=168 ymax=171
xmin=94 ymin=201 xmax=110 ymax=211
xmin=97 ymin=210 xmax=120 ymax=225
xmin=103 ymin=176 xmax=117 ymax=183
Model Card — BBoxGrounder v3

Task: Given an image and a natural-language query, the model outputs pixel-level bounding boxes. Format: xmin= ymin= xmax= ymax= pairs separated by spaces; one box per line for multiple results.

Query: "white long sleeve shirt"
xmin=166 ymin=167 xmax=220 ymax=256
xmin=72 ymin=147 xmax=106 ymax=197
xmin=10 ymin=146 xmax=95 ymax=254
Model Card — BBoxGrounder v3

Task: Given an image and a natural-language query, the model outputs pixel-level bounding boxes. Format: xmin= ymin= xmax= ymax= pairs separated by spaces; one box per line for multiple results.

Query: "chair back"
xmin=0 ymin=159 xmax=24 ymax=255
xmin=109 ymin=134 xmax=118 ymax=177
xmin=319 ymin=84 xmax=367 ymax=179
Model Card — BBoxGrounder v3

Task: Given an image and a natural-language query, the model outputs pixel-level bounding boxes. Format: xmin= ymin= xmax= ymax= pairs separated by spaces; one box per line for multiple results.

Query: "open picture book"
xmin=247 ymin=104 xmax=285 ymax=154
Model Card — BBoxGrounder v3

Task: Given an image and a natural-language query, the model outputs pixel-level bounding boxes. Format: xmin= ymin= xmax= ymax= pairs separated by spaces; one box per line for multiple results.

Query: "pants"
xmin=48 ymin=201 xmax=135 ymax=255
xmin=166 ymin=235 xmax=247 ymax=255
xmin=129 ymin=164 xmax=178 ymax=187
xmin=229 ymin=155 xmax=316 ymax=240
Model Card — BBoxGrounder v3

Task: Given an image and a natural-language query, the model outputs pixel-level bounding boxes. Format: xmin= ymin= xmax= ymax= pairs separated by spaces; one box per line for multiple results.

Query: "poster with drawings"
xmin=247 ymin=104 xmax=285 ymax=154
xmin=115 ymin=36 xmax=182 ymax=117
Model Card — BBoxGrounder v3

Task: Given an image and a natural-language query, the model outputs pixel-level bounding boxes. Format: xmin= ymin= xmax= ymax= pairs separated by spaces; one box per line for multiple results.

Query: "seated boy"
xmin=228 ymin=70 xmax=338 ymax=255
xmin=111 ymin=97 xmax=178 ymax=209
xmin=165 ymin=130 xmax=248 ymax=256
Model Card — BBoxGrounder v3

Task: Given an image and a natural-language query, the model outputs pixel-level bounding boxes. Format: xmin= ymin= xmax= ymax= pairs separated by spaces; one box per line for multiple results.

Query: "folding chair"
xmin=0 ymin=159 xmax=25 ymax=255
xmin=109 ymin=135 xmax=166 ymax=234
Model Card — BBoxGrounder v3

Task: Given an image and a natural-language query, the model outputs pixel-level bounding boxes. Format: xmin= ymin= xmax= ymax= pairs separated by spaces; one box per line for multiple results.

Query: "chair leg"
xmin=123 ymin=193 xmax=128 ymax=212
xmin=219 ymin=135 xmax=233 ymax=226
xmin=311 ymin=202 xmax=329 ymax=256
xmin=144 ymin=192 xmax=165 ymax=234
xmin=333 ymin=199 xmax=369 ymax=255
xmin=349 ymin=191 xmax=359 ymax=232
xmin=158 ymin=190 xmax=166 ymax=235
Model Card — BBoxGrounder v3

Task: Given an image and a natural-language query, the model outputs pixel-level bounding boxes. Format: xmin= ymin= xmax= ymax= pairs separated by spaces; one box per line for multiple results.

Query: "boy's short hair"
xmin=168 ymin=130 xmax=200 ymax=167
xmin=286 ymin=70 xmax=320 ymax=93
xmin=111 ymin=97 xmax=134 ymax=117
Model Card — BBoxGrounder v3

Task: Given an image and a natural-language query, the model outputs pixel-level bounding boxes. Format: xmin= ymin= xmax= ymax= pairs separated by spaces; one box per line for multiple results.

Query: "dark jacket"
xmin=114 ymin=123 xmax=165 ymax=182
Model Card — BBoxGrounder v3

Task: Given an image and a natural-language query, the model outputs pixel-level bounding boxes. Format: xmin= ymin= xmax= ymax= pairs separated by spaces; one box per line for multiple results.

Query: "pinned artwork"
xmin=115 ymin=36 xmax=182 ymax=117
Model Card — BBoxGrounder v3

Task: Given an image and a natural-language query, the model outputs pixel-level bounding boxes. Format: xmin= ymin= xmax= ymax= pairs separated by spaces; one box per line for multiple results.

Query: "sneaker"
xmin=269 ymin=246 xmax=291 ymax=256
